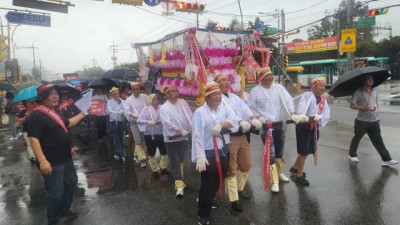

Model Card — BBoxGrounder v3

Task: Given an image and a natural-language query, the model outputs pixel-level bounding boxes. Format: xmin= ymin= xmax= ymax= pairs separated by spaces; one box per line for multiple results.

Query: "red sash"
xmin=262 ymin=122 xmax=273 ymax=190
xmin=311 ymin=96 xmax=325 ymax=166
xmin=34 ymin=104 xmax=68 ymax=134
xmin=212 ymin=136 xmax=223 ymax=197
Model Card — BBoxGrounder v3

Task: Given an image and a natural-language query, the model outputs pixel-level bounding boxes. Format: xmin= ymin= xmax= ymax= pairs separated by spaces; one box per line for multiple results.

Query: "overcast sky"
xmin=1 ymin=0 xmax=399 ymax=80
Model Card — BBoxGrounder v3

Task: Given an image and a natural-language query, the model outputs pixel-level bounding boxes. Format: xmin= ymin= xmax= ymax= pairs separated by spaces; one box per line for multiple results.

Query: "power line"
xmin=286 ymin=0 xmax=329 ymax=14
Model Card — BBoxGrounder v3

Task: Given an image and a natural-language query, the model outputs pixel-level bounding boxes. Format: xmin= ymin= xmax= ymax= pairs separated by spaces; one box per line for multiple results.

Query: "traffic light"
xmin=176 ymin=1 xmax=205 ymax=13
xmin=0 ymin=35 xmax=8 ymax=62
xmin=369 ymin=8 xmax=388 ymax=17
xmin=284 ymin=56 xmax=289 ymax=67
xmin=216 ymin=27 xmax=233 ymax=31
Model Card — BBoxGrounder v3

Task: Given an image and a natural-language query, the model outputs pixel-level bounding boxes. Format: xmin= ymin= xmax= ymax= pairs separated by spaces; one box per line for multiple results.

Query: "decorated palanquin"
xmin=133 ymin=27 xmax=272 ymax=106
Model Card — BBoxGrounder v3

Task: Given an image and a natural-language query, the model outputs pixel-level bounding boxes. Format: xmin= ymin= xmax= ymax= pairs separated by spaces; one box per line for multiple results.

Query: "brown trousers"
xmin=227 ymin=135 xmax=251 ymax=178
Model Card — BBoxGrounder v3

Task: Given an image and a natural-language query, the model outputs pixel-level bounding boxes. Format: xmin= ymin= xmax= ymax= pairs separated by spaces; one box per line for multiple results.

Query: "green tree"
xmin=229 ymin=17 xmax=239 ymax=29
xmin=307 ymin=16 xmax=334 ymax=39
xmin=118 ymin=62 xmax=139 ymax=71
xmin=206 ymin=19 xmax=218 ymax=30
xmin=82 ymin=66 xmax=104 ymax=79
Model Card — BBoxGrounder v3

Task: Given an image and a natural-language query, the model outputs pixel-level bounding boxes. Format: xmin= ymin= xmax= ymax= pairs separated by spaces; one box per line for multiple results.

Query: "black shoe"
xmin=160 ymin=169 xmax=171 ymax=175
xmin=238 ymin=190 xmax=251 ymax=200
xmin=152 ymin=171 xmax=160 ymax=179
xmin=231 ymin=200 xmax=243 ymax=212
xmin=211 ymin=202 xmax=219 ymax=209
xmin=295 ymin=176 xmax=310 ymax=186
xmin=61 ymin=210 xmax=79 ymax=218
xmin=197 ymin=216 xmax=210 ymax=225
xmin=289 ymin=167 xmax=306 ymax=177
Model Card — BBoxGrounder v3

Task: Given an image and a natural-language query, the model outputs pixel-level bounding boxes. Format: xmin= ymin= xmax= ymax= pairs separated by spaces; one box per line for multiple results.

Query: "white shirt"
xmin=160 ymin=99 xmax=193 ymax=143
xmin=248 ymin=84 xmax=294 ymax=122
xmin=123 ymin=94 xmax=148 ymax=122
xmin=191 ymin=103 xmax=239 ymax=162
xmin=222 ymin=93 xmax=253 ymax=122
xmin=137 ymin=105 xmax=163 ymax=136
xmin=107 ymin=98 xmax=124 ymax=122
xmin=297 ymin=91 xmax=330 ymax=128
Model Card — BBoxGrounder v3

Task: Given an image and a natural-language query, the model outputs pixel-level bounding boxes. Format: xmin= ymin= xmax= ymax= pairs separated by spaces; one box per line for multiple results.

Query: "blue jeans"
xmin=42 ymin=159 xmax=78 ymax=225
xmin=110 ymin=121 xmax=124 ymax=157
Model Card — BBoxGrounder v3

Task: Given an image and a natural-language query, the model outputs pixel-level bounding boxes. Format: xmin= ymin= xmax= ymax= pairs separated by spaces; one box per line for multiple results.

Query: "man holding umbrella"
xmin=348 ymin=74 xmax=398 ymax=166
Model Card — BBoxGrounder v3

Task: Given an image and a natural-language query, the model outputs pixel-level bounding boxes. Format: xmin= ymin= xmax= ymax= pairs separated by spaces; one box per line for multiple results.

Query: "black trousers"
xmin=144 ymin=134 xmax=167 ymax=157
xmin=349 ymin=119 xmax=392 ymax=161
xmin=261 ymin=129 xmax=285 ymax=162
xmin=95 ymin=115 xmax=108 ymax=140
xmin=198 ymin=155 xmax=228 ymax=218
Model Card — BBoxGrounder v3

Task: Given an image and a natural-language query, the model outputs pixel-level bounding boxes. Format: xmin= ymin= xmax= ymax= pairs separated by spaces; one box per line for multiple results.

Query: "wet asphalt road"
xmin=1 ymin=82 xmax=400 ymax=225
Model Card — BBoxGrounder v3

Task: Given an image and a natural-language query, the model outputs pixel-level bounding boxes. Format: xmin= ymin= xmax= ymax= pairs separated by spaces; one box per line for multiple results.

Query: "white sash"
xmin=221 ymin=96 xmax=237 ymax=116
xmin=273 ymin=84 xmax=291 ymax=117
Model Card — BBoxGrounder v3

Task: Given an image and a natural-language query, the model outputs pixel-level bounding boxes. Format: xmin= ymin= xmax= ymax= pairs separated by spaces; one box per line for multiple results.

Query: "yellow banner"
xmin=341 ymin=28 xmax=356 ymax=53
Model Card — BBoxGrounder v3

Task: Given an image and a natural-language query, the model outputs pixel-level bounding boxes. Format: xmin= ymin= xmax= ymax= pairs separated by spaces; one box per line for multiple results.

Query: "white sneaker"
xmin=114 ymin=155 xmax=119 ymax=160
xmin=271 ymin=184 xmax=279 ymax=193
xmin=8 ymin=137 xmax=15 ymax=141
xmin=120 ymin=156 xmax=125 ymax=162
xmin=176 ymin=188 xmax=184 ymax=197
xmin=279 ymin=173 xmax=290 ymax=183
xmin=348 ymin=155 xmax=359 ymax=163
xmin=381 ymin=159 xmax=399 ymax=167
xmin=140 ymin=160 xmax=147 ymax=168
xmin=17 ymin=132 xmax=22 ymax=137
xmin=133 ymin=156 xmax=139 ymax=163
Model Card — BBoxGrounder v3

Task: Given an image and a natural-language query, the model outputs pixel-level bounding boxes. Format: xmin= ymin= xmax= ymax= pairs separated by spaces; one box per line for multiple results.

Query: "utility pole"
xmin=347 ymin=0 xmax=354 ymax=71
xmin=32 ymin=43 xmax=36 ymax=69
xmin=336 ymin=14 xmax=341 ymax=80
xmin=237 ymin=0 xmax=244 ymax=29
xmin=109 ymin=41 xmax=118 ymax=68
xmin=92 ymin=58 xmax=97 ymax=67
xmin=277 ymin=8 xmax=280 ymax=72
xmin=7 ymin=21 xmax=11 ymax=61
xmin=38 ymin=58 xmax=43 ymax=80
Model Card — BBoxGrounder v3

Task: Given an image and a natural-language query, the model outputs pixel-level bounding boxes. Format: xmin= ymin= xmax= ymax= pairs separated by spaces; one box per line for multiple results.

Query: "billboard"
xmin=286 ymin=37 xmax=338 ymax=54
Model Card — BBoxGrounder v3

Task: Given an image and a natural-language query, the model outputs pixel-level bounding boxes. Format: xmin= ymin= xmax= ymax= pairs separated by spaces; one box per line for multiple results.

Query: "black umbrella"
xmin=103 ymin=67 xmax=139 ymax=81
xmin=328 ymin=66 xmax=390 ymax=97
xmin=0 ymin=82 xmax=16 ymax=92
xmin=51 ymin=82 xmax=82 ymax=100
xmin=87 ymin=78 xmax=115 ymax=88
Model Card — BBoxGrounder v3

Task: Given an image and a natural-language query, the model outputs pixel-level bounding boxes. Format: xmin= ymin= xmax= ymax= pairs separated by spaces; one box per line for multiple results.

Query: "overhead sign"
xmin=358 ymin=17 xmax=375 ymax=28
xmin=112 ymin=0 xmax=143 ymax=6
xmin=341 ymin=28 xmax=356 ymax=53
xmin=286 ymin=37 xmax=338 ymax=54
xmin=267 ymin=27 xmax=278 ymax=35
xmin=144 ymin=0 xmax=161 ymax=6
xmin=13 ymin=0 xmax=70 ymax=13
xmin=6 ymin=11 xmax=51 ymax=27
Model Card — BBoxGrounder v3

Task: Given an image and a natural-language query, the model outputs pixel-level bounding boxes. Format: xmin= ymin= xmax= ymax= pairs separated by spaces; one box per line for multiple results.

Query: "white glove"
xmin=291 ymin=114 xmax=301 ymax=124
xmin=251 ymin=118 xmax=262 ymax=130
xmin=239 ymin=120 xmax=251 ymax=133
xmin=147 ymin=120 xmax=156 ymax=126
xmin=212 ymin=123 xmax=222 ymax=136
xmin=131 ymin=113 xmax=139 ymax=118
xmin=299 ymin=114 xmax=309 ymax=122
xmin=258 ymin=116 xmax=266 ymax=124
xmin=313 ymin=114 xmax=321 ymax=121
xmin=117 ymin=110 xmax=124 ymax=115
xmin=180 ymin=129 xmax=189 ymax=137
xmin=196 ymin=157 xmax=209 ymax=172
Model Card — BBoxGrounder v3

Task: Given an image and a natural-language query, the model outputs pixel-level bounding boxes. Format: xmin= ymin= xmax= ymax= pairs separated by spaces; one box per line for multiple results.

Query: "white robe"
xmin=137 ymin=105 xmax=163 ymax=136
xmin=297 ymin=91 xmax=330 ymax=128
xmin=221 ymin=93 xmax=253 ymax=122
xmin=191 ymin=103 xmax=239 ymax=162
xmin=159 ymin=99 xmax=193 ymax=143
xmin=123 ymin=94 xmax=148 ymax=122
xmin=248 ymin=84 xmax=295 ymax=122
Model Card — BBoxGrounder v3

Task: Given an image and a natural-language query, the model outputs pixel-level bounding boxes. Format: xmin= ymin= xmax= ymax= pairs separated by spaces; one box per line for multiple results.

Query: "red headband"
xmin=205 ymin=85 xmax=220 ymax=96
xmin=161 ymin=84 xmax=176 ymax=94
xmin=312 ymin=80 xmax=325 ymax=86
xmin=213 ymin=73 xmax=228 ymax=83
